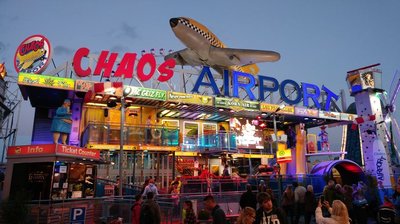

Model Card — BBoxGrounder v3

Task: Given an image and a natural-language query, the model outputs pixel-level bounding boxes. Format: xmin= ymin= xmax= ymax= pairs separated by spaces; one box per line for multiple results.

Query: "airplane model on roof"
xmin=165 ymin=17 xmax=281 ymax=76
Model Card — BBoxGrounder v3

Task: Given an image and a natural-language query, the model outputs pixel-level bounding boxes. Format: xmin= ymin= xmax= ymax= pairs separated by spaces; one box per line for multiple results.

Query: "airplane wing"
xmin=209 ymin=46 xmax=280 ymax=66
xmin=165 ymin=47 xmax=280 ymax=76
xmin=164 ymin=48 xmax=204 ymax=66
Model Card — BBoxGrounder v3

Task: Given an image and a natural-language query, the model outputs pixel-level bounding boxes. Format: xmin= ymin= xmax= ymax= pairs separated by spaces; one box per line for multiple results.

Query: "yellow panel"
xmin=18 ymin=72 xmax=75 ymax=90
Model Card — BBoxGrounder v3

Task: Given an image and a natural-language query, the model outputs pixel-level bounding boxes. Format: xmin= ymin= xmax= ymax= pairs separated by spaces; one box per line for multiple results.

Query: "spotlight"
xmin=218 ymin=108 xmax=224 ymax=112
xmin=129 ymin=112 xmax=138 ymax=117
xmin=95 ymin=94 xmax=103 ymax=100
xmin=107 ymin=101 xmax=117 ymax=108
xmin=123 ymin=86 xmax=132 ymax=97
xmin=109 ymin=96 xmax=117 ymax=101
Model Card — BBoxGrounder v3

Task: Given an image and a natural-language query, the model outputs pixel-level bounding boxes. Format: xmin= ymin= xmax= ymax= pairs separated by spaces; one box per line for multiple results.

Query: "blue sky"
xmin=1 ymin=0 xmax=400 ymax=150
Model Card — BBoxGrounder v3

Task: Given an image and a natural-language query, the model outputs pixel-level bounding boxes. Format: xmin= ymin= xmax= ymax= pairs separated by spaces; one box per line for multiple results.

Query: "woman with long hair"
xmin=281 ymin=185 xmax=295 ymax=224
xmin=304 ymin=185 xmax=316 ymax=224
xmin=183 ymin=200 xmax=196 ymax=224
xmin=316 ymin=199 xmax=350 ymax=224
xmin=237 ymin=207 xmax=256 ymax=224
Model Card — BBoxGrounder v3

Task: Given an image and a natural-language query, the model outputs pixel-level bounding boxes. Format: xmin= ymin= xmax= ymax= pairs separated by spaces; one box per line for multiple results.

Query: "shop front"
xmin=2 ymin=144 xmax=104 ymax=201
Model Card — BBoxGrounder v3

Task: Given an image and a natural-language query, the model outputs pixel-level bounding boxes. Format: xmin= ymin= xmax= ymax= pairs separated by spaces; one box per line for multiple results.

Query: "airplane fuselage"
xmin=170 ymin=17 xmax=220 ymax=63
xmin=167 ymin=17 xmax=280 ymax=76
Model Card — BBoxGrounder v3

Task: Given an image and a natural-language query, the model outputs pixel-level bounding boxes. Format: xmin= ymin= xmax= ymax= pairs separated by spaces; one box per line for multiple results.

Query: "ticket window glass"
xmin=67 ymin=163 xmax=96 ymax=198
xmin=51 ymin=161 xmax=69 ymax=200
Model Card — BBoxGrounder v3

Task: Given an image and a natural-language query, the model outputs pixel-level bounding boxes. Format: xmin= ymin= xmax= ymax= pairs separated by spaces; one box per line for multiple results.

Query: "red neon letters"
xmin=73 ymin=47 xmax=176 ymax=82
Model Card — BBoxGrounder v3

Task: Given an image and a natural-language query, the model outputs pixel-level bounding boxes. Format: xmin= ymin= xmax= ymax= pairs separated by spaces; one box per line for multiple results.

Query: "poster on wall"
xmin=211 ymin=165 xmax=219 ymax=176
xmin=307 ymin=134 xmax=317 ymax=153
xmin=183 ymin=122 xmax=199 ymax=147
xmin=230 ymin=118 xmax=263 ymax=149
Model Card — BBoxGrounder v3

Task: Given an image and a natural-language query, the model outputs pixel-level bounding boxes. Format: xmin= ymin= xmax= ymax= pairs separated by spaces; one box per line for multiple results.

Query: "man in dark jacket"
xmin=140 ymin=192 xmax=161 ymax=224
xmin=203 ymin=195 xmax=226 ymax=224
xmin=255 ymin=192 xmax=287 ymax=224
xmin=240 ymin=184 xmax=257 ymax=210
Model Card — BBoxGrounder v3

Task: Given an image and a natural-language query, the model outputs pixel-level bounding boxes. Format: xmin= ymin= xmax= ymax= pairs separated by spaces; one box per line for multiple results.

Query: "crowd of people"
xmin=129 ymin=176 xmax=399 ymax=224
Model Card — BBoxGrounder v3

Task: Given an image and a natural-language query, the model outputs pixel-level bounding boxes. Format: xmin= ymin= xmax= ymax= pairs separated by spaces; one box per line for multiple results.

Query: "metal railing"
xmin=81 ymin=122 xmax=240 ymax=153
xmin=81 ymin=123 xmax=179 ymax=147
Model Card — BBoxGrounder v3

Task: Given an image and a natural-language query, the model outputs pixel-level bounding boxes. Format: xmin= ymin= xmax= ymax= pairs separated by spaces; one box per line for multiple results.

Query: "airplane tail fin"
xmin=240 ymin=64 xmax=259 ymax=75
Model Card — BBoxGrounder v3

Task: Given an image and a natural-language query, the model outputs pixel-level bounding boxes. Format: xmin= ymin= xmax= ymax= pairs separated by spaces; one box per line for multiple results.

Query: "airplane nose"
xmin=170 ymin=18 xmax=179 ymax=28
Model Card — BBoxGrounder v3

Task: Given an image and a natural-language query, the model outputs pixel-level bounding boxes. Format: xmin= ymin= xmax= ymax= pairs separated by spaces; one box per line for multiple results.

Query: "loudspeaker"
xmin=104 ymin=109 xmax=109 ymax=117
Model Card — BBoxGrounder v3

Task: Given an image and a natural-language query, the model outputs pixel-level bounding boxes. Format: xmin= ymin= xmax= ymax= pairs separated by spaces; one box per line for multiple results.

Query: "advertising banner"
xmin=340 ymin=113 xmax=357 ymax=121
xmin=18 ymin=73 xmax=75 ymax=90
xmin=215 ymin=97 xmax=259 ymax=111
xmin=319 ymin=111 xmax=340 ymax=120
xmin=124 ymin=86 xmax=166 ymax=101
xmin=294 ymin=107 xmax=319 ymax=117
xmin=167 ymin=91 xmax=213 ymax=106
xmin=260 ymin=103 xmax=294 ymax=114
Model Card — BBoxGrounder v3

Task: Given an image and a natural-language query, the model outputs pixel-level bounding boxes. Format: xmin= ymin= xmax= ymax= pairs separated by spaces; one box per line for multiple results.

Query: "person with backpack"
xmin=142 ymin=178 xmax=159 ymax=197
xmin=140 ymin=192 xmax=161 ymax=224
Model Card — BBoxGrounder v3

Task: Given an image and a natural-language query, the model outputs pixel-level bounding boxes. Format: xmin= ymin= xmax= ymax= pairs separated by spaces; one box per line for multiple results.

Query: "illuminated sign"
xmin=215 ymin=97 xmax=259 ymax=111
xmin=124 ymin=86 xmax=166 ymax=101
xmin=294 ymin=107 xmax=319 ymax=117
xmin=18 ymin=73 xmax=75 ymax=90
xmin=57 ymin=145 xmax=99 ymax=160
xmin=230 ymin=118 xmax=263 ymax=149
xmin=192 ymin=66 xmax=339 ymax=111
xmin=14 ymin=35 xmax=52 ymax=74
xmin=7 ymin=144 xmax=100 ymax=160
xmin=260 ymin=103 xmax=294 ymax=114
xmin=8 ymin=144 xmax=55 ymax=156
xmin=277 ymin=149 xmax=292 ymax=163
xmin=72 ymin=47 xmax=175 ymax=81
xmin=167 ymin=91 xmax=213 ymax=106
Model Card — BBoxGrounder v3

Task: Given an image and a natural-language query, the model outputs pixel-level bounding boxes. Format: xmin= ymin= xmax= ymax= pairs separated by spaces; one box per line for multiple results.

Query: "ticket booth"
xmin=2 ymin=144 xmax=106 ymax=201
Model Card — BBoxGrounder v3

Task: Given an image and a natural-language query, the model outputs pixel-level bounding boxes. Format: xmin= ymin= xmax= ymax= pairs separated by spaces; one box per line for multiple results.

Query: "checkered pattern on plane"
xmin=179 ymin=17 xmax=226 ymax=48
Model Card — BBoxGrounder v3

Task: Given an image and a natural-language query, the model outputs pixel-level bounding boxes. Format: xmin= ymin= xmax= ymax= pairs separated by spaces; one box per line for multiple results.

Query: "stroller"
xmin=377 ymin=206 xmax=396 ymax=224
